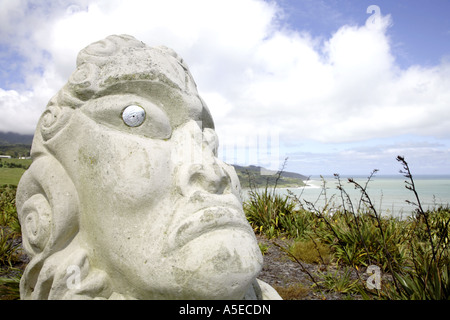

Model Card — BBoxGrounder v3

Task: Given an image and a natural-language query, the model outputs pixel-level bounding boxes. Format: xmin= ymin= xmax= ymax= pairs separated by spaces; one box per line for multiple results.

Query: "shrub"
xmin=316 ymin=267 xmax=359 ymax=294
xmin=245 ymin=187 xmax=297 ymax=238
xmin=258 ymin=242 xmax=269 ymax=255
xmin=0 ymin=185 xmax=21 ymax=236
xmin=0 ymin=274 xmax=21 ymax=300
xmin=381 ymin=156 xmax=450 ymax=300
xmin=385 ymin=246 xmax=450 ymax=299
xmin=244 ymin=160 xmax=315 ymax=239
xmin=0 ymin=185 xmax=23 ymax=300
xmin=314 ymin=211 xmax=409 ymax=272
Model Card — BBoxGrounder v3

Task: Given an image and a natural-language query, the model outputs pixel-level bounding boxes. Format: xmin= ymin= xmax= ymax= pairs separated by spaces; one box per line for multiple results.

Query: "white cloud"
xmin=0 ymin=89 xmax=34 ymax=134
xmin=0 ymin=65 xmax=60 ymax=134
xmin=286 ymin=137 xmax=450 ymax=175
xmin=0 ymin=0 xmax=449 ymax=159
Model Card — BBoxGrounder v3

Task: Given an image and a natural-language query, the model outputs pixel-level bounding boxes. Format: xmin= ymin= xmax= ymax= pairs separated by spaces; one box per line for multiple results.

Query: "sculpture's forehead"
xmin=74 ymin=35 xmax=198 ymax=100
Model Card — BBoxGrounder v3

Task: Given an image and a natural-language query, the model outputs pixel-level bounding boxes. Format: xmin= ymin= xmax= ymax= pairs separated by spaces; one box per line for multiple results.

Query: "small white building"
xmin=0 ymin=155 xmax=12 ymax=159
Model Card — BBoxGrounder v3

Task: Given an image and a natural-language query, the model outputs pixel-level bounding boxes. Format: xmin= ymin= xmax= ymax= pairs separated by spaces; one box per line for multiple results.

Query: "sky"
xmin=0 ymin=0 xmax=449 ymax=176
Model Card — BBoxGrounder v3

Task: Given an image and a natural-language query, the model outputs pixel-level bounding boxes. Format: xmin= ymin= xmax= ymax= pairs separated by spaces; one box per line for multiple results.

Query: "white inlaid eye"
xmin=122 ymin=105 xmax=146 ymax=127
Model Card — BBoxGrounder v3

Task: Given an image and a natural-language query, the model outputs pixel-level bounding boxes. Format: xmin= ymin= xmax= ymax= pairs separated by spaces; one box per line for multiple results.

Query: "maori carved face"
xmin=16 ymin=35 xmax=264 ymax=300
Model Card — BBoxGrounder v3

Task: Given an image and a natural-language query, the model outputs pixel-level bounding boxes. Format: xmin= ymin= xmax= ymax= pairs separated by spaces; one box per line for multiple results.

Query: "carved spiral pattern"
xmin=16 ymin=154 xmax=81 ymax=299
xmin=67 ymin=63 xmax=99 ymax=101
xmin=81 ymin=38 xmax=118 ymax=57
xmin=40 ymin=106 xmax=73 ymax=142
xmin=76 ymin=34 xmax=142 ymax=64
xmin=20 ymin=194 xmax=51 ymax=255
xmin=41 ymin=106 xmax=60 ymax=128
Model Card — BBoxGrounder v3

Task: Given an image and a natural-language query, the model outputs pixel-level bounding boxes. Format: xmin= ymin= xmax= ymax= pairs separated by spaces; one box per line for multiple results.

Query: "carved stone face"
xmin=69 ymin=86 xmax=262 ymax=299
xmin=18 ymin=35 xmax=264 ymax=299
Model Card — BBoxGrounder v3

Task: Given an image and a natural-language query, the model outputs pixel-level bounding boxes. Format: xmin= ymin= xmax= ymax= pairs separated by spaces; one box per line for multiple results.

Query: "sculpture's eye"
xmin=122 ymin=105 xmax=146 ymax=127
xmin=82 ymin=95 xmax=171 ymax=139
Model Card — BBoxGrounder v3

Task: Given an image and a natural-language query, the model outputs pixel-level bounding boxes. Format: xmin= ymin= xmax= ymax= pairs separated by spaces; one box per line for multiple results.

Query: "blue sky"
xmin=279 ymin=0 xmax=450 ymax=68
xmin=0 ymin=0 xmax=449 ymax=176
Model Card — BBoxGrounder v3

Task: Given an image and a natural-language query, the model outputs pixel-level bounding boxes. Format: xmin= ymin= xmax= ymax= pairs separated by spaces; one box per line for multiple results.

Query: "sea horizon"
xmin=243 ymin=174 xmax=450 ymax=219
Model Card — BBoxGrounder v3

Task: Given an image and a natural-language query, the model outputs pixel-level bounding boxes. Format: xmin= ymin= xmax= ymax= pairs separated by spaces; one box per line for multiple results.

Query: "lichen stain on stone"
xmin=212 ymin=247 xmax=244 ymax=273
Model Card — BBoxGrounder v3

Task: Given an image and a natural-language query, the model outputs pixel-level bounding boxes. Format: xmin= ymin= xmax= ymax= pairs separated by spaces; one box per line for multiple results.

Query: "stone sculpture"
xmin=16 ymin=34 xmax=282 ymax=300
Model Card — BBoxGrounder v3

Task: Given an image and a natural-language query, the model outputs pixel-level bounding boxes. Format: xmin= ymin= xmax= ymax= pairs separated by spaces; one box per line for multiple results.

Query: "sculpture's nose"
xmin=173 ymin=121 xmax=232 ymax=196
xmin=189 ymin=128 xmax=230 ymax=194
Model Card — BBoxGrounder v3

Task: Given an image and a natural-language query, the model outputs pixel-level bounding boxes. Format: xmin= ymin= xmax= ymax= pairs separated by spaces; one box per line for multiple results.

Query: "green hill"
xmin=232 ymin=165 xmax=307 ymax=189
xmin=0 ymin=131 xmax=33 ymax=145
xmin=0 ymin=133 xmax=308 ymax=190
xmin=0 ymin=132 xmax=32 ymax=158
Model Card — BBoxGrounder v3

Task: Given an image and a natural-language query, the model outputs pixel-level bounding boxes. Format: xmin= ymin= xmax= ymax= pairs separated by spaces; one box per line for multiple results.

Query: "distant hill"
xmin=0 ymin=132 xmax=33 ymax=158
xmin=0 ymin=132 xmax=308 ymax=189
xmin=232 ymin=165 xmax=307 ymax=189
xmin=0 ymin=132 xmax=34 ymax=145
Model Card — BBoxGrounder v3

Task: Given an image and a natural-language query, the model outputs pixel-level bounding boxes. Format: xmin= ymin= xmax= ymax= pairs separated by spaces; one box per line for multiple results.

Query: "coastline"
xmin=242 ymin=175 xmax=450 ymax=218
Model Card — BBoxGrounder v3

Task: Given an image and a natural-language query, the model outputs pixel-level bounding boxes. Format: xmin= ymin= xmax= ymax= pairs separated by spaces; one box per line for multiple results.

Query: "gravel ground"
xmin=256 ymin=235 xmax=371 ymax=300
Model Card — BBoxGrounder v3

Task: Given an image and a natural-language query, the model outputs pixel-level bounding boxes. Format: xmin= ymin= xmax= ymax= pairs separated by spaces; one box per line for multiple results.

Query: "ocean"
xmin=243 ymin=175 xmax=450 ymax=219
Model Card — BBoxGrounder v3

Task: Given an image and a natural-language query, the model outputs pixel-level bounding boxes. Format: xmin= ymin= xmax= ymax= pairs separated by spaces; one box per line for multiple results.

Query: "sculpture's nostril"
xmin=188 ymin=163 xmax=231 ymax=195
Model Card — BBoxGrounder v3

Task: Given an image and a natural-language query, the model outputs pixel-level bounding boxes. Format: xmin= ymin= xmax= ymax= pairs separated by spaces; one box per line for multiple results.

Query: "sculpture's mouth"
xmin=166 ymin=193 xmax=254 ymax=252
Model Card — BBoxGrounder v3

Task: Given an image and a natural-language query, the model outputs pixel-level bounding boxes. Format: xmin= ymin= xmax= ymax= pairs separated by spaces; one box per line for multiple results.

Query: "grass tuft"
xmin=272 ymin=283 xmax=310 ymax=300
xmin=289 ymin=238 xmax=332 ymax=265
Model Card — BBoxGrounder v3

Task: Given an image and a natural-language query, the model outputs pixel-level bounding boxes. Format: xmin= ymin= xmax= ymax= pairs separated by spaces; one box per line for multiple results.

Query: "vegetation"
xmin=0 ymin=145 xmax=31 ymax=159
xmin=244 ymin=156 xmax=450 ymax=300
xmin=244 ymin=160 xmax=312 ymax=239
xmin=0 ymin=158 xmax=32 ymax=169
xmin=272 ymin=283 xmax=309 ymax=300
xmin=289 ymin=238 xmax=332 ymax=265
xmin=0 ymin=185 xmax=23 ymax=300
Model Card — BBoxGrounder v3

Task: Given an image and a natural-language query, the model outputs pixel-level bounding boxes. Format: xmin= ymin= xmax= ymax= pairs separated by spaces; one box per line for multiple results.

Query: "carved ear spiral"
xmin=16 ymin=155 xmax=79 ymax=258
xmin=40 ymin=106 xmax=74 ymax=142
xmin=20 ymin=194 xmax=51 ymax=255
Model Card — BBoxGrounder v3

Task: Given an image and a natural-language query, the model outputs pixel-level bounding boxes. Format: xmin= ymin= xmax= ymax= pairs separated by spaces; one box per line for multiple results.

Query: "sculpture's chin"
xmin=164 ymin=229 xmax=263 ymax=299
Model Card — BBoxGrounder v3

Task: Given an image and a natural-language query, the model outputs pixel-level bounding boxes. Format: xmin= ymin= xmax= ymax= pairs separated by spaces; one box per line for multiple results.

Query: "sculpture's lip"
xmin=166 ymin=194 xmax=253 ymax=252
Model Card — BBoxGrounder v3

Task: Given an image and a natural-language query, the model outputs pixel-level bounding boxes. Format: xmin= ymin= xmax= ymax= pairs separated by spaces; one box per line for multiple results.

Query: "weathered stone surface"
xmin=16 ymin=34 xmax=282 ymax=300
